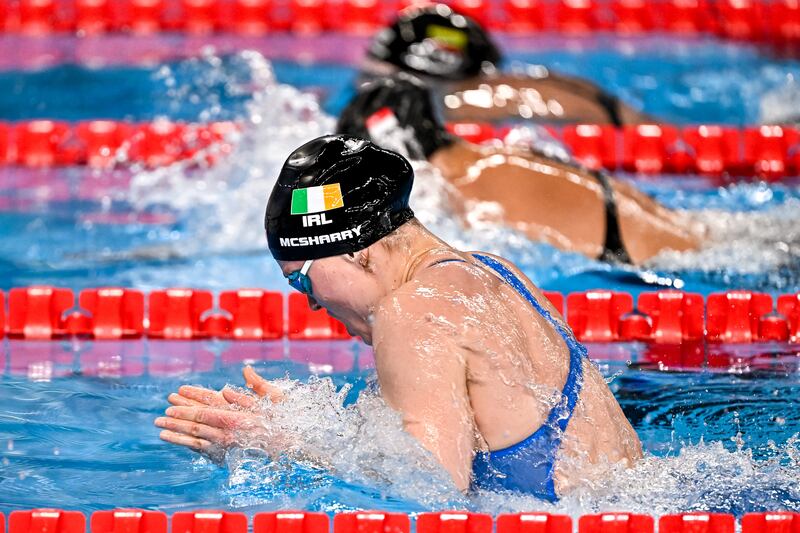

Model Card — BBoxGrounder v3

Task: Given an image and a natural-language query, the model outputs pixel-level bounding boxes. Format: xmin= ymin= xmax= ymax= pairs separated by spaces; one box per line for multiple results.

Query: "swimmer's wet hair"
xmin=379 ymin=217 xmax=419 ymax=252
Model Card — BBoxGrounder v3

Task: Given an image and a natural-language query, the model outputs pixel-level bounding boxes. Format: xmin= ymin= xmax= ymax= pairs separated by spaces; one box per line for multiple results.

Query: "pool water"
xmin=1 ymin=33 xmax=800 ymax=516
xmin=3 ymin=35 xmax=800 ymax=124
xmin=2 ymin=40 xmax=800 ymax=296
xmin=0 ymin=339 xmax=799 ymax=516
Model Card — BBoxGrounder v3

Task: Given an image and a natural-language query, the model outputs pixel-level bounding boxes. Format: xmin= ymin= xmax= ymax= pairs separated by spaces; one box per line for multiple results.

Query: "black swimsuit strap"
xmin=593 ymin=91 xmax=625 ymax=127
xmin=591 ymin=170 xmax=633 ymax=264
xmin=509 ymin=147 xmax=633 ymax=265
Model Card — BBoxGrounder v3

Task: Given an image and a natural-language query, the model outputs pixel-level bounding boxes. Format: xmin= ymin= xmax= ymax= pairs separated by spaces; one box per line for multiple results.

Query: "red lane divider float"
xmin=2 ymin=0 xmax=800 ymax=47
xmin=637 ymin=291 xmax=704 ymax=344
xmin=777 ymin=293 xmax=800 ymax=342
xmin=1 ymin=287 xmax=800 ymax=343
xmin=334 ymin=511 xmax=409 ymax=533
xmin=659 ymin=513 xmax=736 ymax=533
xmin=567 ymin=290 xmax=633 ymax=342
xmin=3 ymin=120 xmax=800 ymax=181
xmin=171 ymin=511 xmax=248 ymax=533
xmin=0 ymin=290 xmax=5 ymax=340
xmin=9 ymin=510 xmax=85 ymax=533
xmin=8 ymin=286 xmax=74 ymax=339
xmin=742 ymin=513 xmax=800 ymax=533
xmin=0 ymin=120 xmax=239 ymax=169
xmin=417 ymin=512 xmax=493 ymax=533
xmin=255 ymin=512 xmax=329 ymax=533
xmin=6 ymin=510 xmax=800 ymax=533
xmin=511 ymin=123 xmax=800 ymax=180
xmin=580 ymin=514 xmax=655 ymax=533
xmin=91 ymin=510 xmax=167 ymax=533
xmin=496 ymin=513 xmax=572 ymax=533
xmin=288 ymin=292 xmax=350 ymax=340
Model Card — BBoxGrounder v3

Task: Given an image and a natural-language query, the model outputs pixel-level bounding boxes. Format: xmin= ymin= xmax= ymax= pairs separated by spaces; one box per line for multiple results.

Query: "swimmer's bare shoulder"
xmin=372 ymin=259 xmax=484 ymax=365
xmin=370 ymin=265 xmax=483 ymax=492
xmin=463 ymin=251 xmax=568 ymax=321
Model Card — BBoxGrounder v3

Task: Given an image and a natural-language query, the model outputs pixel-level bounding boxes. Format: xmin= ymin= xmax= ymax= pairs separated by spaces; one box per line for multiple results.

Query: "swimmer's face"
xmin=278 ymin=255 xmax=381 ymax=344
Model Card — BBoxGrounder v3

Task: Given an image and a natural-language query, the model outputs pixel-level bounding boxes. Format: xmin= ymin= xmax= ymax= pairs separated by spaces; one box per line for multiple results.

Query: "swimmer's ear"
xmin=357 ymin=249 xmax=374 ymax=273
xmin=342 ymin=249 xmax=373 ymax=272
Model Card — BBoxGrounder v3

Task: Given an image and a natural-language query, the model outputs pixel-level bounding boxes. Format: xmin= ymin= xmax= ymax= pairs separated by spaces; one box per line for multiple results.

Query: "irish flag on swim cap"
xmin=290 ymin=183 xmax=344 ymax=215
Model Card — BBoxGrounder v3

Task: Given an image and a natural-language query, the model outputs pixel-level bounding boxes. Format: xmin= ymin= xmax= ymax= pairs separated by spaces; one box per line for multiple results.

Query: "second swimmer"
xmin=337 ymin=75 xmax=705 ymax=265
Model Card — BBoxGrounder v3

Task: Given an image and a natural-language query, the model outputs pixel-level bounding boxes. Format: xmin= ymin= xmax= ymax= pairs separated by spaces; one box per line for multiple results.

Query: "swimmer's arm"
xmin=372 ymin=297 xmax=476 ymax=492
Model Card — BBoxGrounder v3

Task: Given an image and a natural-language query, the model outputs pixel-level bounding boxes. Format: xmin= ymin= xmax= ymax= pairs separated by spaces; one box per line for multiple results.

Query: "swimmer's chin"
xmin=328 ymin=312 xmax=371 ymax=344
xmin=347 ymin=324 xmax=372 ymax=344
xmin=347 ymin=325 xmax=371 ymax=344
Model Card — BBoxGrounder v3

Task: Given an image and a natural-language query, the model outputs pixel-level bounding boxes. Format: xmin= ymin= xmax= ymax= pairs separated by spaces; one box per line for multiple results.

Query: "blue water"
xmin=1 ymin=34 xmax=800 ymax=516
xmin=1 ymin=36 xmax=800 ymax=124
xmin=2 ymin=172 xmax=800 ymax=296
xmin=0 ymin=339 xmax=798 ymax=516
xmin=0 ymin=38 xmax=798 ymax=295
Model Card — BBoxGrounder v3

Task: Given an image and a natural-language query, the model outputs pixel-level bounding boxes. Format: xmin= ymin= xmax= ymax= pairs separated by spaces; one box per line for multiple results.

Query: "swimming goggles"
xmin=286 ymin=259 xmax=314 ymax=296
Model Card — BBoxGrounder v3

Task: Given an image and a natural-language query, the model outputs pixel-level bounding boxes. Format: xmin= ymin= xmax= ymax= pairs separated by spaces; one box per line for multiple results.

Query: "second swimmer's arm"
xmin=372 ymin=291 xmax=476 ymax=492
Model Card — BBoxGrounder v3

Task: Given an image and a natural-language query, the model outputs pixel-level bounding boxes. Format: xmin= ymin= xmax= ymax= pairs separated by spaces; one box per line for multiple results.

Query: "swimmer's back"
xmin=443 ymin=73 xmax=650 ymax=125
xmin=432 ymin=143 xmax=703 ymax=264
xmin=378 ymin=251 xmax=643 ymax=494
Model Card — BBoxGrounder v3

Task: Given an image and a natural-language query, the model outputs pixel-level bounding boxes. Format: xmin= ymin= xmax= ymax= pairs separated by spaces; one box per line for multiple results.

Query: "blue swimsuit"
xmin=439 ymin=254 xmax=588 ymax=502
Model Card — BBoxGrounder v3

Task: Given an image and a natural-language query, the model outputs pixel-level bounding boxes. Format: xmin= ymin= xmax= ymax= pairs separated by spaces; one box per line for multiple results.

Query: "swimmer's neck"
xmin=351 ymin=221 xmax=454 ymax=343
xmin=366 ymin=221 xmax=456 ymax=301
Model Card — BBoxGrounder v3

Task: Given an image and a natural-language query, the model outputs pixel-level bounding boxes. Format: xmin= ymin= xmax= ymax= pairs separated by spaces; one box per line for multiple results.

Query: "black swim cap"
xmin=265 ymin=135 xmax=415 ymax=261
xmin=336 ymin=75 xmax=454 ymax=159
xmin=367 ymin=3 xmax=502 ymax=80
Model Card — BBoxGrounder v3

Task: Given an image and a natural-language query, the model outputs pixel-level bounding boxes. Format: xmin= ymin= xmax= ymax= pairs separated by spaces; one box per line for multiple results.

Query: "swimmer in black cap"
xmin=156 ymin=134 xmax=642 ymax=501
xmin=362 ymin=3 xmax=652 ymax=126
xmin=337 ymin=75 xmax=705 ymax=265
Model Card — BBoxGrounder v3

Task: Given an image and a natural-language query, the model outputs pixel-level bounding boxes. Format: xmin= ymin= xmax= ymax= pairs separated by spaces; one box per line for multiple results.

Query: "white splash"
xmin=129 ymin=49 xmax=336 ymax=255
xmin=125 ymin=50 xmax=800 ymax=288
xmin=760 ymin=74 xmax=800 ymax=124
xmin=125 ymin=50 xmax=564 ymax=282
xmin=223 ymin=377 xmax=464 ymax=510
xmin=648 ymin=199 xmax=800 ymax=284
xmin=474 ymin=438 xmax=800 ymax=516
xmin=217 ymin=376 xmax=800 ymax=514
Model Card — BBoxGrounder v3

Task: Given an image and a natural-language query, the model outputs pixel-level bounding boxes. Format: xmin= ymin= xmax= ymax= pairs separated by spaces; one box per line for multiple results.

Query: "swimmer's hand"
xmin=154 ymin=366 xmax=285 ymax=461
xmin=165 ymin=366 xmax=284 ymax=408
xmin=242 ymin=365 xmax=285 ymax=402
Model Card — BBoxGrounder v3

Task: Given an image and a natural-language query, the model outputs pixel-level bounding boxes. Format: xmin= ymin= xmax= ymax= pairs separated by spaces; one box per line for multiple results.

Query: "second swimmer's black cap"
xmin=337 ymin=74 xmax=454 ymax=159
xmin=265 ymin=135 xmax=415 ymax=261
xmin=367 ymin=3 xmax=502 ymax=80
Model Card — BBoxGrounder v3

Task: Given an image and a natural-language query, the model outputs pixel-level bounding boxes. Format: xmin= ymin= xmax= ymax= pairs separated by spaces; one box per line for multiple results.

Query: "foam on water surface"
xmin=3 ymin=39 xmax=800 ymax=517
xmin=204 ymin=374 xmax=800 ymax=515
xmin=118 ymin=51 xmax=800 ymax=296
xmin=0 ymin=339 xmax=798 ymax=514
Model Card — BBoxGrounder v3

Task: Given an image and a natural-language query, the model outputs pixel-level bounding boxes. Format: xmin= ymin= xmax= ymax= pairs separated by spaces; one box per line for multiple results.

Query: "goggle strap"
xmin=300 ymin=259 xmax=314 ymax=276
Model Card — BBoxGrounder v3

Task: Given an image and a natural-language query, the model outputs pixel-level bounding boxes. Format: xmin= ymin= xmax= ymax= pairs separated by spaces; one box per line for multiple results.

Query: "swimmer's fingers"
xmin=243 ymin=365 xmax=285 ymax=402
xmin=164 ymin=406 xmax=254 ymax=431
xmin=155 ymin=416 xmax=231 ymax=446
xmin=168 ymin=393 xmax=204 ymax=407
xmin=158 ymin=429 xmax=212 ymax=450
xmin=158 ymin=429 xmax=225 ymax=462
xmin=221 ymin=387 xmax=258 ymax=409
xmin=177 ymin=385 xmax=231 ymax=408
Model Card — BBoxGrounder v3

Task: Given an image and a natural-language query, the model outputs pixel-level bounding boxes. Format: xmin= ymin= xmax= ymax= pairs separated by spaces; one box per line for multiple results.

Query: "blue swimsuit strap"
xmin=427 ymin=254 xmax=585 ymax=433
xmin=469 ymin=254 xmax=586 ymax=435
